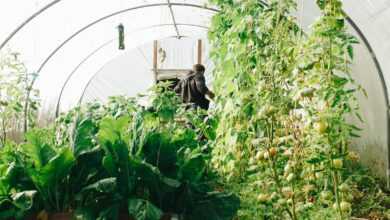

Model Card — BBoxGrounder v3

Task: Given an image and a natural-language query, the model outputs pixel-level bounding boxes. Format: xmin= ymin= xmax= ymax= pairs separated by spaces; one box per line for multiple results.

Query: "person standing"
xmin=174 ymin=64 xmax=215 ymax=110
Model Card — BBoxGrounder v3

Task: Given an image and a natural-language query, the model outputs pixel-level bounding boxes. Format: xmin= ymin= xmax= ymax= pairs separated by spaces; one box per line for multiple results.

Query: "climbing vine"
xmin=0 ymin=52 xmax=39 ymax=145
xmin=208 ymin=0 xmax=365 ymax=219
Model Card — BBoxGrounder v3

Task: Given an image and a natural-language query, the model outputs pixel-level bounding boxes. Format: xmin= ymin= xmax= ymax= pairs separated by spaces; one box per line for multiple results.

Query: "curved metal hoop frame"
xmin=0 ymin=0 xmax=62 ymax=51
xmin=1 ymin=1 xmax=388 ymax=176
xmin=55 ymin=23 xmax=208 ymax=116
xmin=77 ymin=35 xmax=200 ymax=107
xmin=16 ymin=2 xmax=216 ymax=133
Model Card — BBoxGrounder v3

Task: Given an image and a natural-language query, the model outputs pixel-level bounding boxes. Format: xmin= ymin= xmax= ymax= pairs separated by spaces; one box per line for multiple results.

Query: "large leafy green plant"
xmin=0 ymin=84 xmax=239 ymax=220
xmin=0 ymin=143 xmax=37 ymax=219
xmin=19 ymin=129 xmax=76 ymax=212
xmin=79 ymin=85 xmax=240 ymax=220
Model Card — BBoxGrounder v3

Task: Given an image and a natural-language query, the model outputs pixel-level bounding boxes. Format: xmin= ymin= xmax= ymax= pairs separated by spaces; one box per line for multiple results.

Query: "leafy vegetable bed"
xmin=0 ymin=87 xmax=239 ymax=220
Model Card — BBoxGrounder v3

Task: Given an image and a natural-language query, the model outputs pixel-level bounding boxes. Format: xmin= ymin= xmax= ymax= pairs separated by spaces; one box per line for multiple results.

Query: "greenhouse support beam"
xmin=345 ymin=17 xmax=390 ymax=187
xmin=21 ymin=2 xmax=217 ymax=132
xmin=197 ymin=39 xmax=202 ymax=64
xmin=153 ymin=40 xmax=158 ymax=83
xmin=167 ymin=0 xmax=180 ymax=38
xmin=55 ymin=40 xmax=114 ymax=117
xmin=77 ymin=36 xmax=192 ymax=106
xmin=35 ymin=3 xmax=217 ymax=77
xmin=54 ymin=23 xmax=209 ymax=117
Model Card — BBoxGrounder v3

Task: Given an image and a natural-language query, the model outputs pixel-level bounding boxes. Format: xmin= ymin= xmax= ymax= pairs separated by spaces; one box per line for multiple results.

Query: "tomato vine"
xmin=0 ymin=51 xmax=39 ymax=145
xmin=208 ymin=0 xmax=365 ymax=219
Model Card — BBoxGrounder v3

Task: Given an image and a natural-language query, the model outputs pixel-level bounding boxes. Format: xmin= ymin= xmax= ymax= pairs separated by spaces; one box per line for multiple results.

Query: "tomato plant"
xmin=207 ymin=0 xmax=384 ymax=219
xmin=0 ymin=51 xmax=39 ymax=146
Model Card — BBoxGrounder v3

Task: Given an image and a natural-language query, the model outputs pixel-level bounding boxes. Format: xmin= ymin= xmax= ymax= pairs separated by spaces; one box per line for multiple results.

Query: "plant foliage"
xmin=0 ymin=84 xmax=239 ymax=220
xmin=208 ymin=0 xmax=388 ymax=219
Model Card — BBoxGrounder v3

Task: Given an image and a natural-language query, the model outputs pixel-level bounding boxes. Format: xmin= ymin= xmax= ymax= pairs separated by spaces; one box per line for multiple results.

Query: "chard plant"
xmin=0 ymin=83 xmax=240 ymax=220
xmin=208 ymin=0 xmax=364 ymax=219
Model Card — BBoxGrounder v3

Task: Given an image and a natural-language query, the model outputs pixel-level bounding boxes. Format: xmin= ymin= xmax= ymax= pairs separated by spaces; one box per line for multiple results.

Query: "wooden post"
xmin=197 ymin=39 xmax=202 ymax=64
xmin=153 ymin=40 xmax=158 ymax=83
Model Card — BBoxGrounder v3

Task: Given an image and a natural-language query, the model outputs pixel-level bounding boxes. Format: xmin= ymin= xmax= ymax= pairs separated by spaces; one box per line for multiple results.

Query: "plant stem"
xmin=332 ymin=169 xmax=343 ymax=220
xmin=291 ymin=186 xmax=298 ymax=220
xmin=1 ymin=118 xmax=6 ymax=146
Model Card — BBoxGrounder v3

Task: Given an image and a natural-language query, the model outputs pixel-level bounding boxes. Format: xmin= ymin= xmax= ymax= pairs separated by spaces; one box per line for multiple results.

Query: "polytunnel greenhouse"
xmin=0 ymin=0 xmax=389 ymax=219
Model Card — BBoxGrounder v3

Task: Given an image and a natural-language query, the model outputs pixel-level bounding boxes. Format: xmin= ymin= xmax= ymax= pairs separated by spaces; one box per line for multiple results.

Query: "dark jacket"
xmin=174 ymin=72 xmax=210 ymax=110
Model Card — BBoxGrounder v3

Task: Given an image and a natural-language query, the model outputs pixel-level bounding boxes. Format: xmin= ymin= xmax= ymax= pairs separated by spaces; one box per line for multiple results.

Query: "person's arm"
xmin=207 ymin=90 xmax=215 ymax=100
xmin=194 ymin=75 xmax=214 ymax=100
xmin=174 ymin=81 xmax=181 ymax=94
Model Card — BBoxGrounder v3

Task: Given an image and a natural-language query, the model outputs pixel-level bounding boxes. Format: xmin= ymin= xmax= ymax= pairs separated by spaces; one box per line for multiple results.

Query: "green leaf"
xmin=11 ymin=190 xmax=37 ymax=211
xmin=355 ymin=112 xmax=364 ymax=123
xmin=350 ymin=132 xmax=361 ymax=138
xmin=74 ymin=117 xmax=97 ymax=156
xmin=316 ymin=0 xmax=326 ymax=9
xmin=81 ymin=178 xmax=117 ymax=194
xmin=186 ymin=192 xmax=240 ymax=220
xmin=102 ymin=155 xmax=116 ymax=175
xmin=178 ymin=152 xmax=205 ymax=183
xmin=347 ymin=45 xmax=354 ymax=59
xmin=97 ymin=204 xmax=120 ymax=220
xmin=28 ymin=147 xmax=75 ymax=189
xmin=306 ymin=155 xmax=327 ymax=164
xmin=98 ymin=116 xmax=129 ymax=144
xmin=161 ymin=176 xmax=181 ymax=188
xmin=98 ymin=116 xmax=132 ymax=196
xmin=142 ymin=131 xmax=177 ymax=174
xmin=128 ymin=199 xmax=162 ymax=220
xmin=22 ymin=130 xmax=56 ymax=168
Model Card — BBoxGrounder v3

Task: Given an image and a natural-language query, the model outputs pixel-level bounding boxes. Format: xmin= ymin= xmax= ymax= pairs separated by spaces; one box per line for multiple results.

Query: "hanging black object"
xmin=117 ymin=23 xmax=125 ymax=50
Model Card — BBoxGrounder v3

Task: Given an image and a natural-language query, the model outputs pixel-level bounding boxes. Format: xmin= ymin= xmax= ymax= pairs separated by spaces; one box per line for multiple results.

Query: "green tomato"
xmin=304 ymin=202 xmax=314 ymax=209
xmin=286 ymin=173 xmax=295 ymax=182
xmin=246 ymin=15 xmax=254 ymax=26
xmin=282 ymin=187 xmax=293 ymax=198
xmin=283 ymin=149 xmax=293 ymax=157
xmin=257 ymin=193 xmax=269 ymax=203
xmin=338 ymin=183 xmax=349 ymax=193
xmin=277 ymin=198 xmax=287 ymax=206
xmin=300 ymin=87 xmax=315 ymax=98
xmin=314 ymin=121 xmax=327 ymax=134
xmin=249 ymin=157 xmax=256 ymax=165
xmin=333 ymin=203 xmax=338 ymax=210
xmin=263 ymin=151 xmax=270 ymax=159
xmin=303 ymin=184 xmax=315 ymax=193
xmin=340 ymin=201 xmax=351 ymax=212
xmin=344 ymin=193 xmax=354 ymax=202
xmin=270 ymin=192 xmax=278 ymax=200
xmin=320 ymin=191 xmax=333 ymax=201
xmin=255 ymin=151 xmax=265 ymax=160
xmin=333 ymin=159 xmax=343 ymax=169
xmin=315 ymin=172 xmax=323 ymax=179
xmin=333 ymin=201 xmax=351 ymax=212
xmin=284 ymin=163 xmax=292 ymax=173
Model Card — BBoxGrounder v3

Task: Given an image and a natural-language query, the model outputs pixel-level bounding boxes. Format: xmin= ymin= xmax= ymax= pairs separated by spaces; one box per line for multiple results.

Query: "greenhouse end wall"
xmin=296 ymin=0 xmax=390 ymax=183
xmin=348 ymin=27 xmax=389 ymax=183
